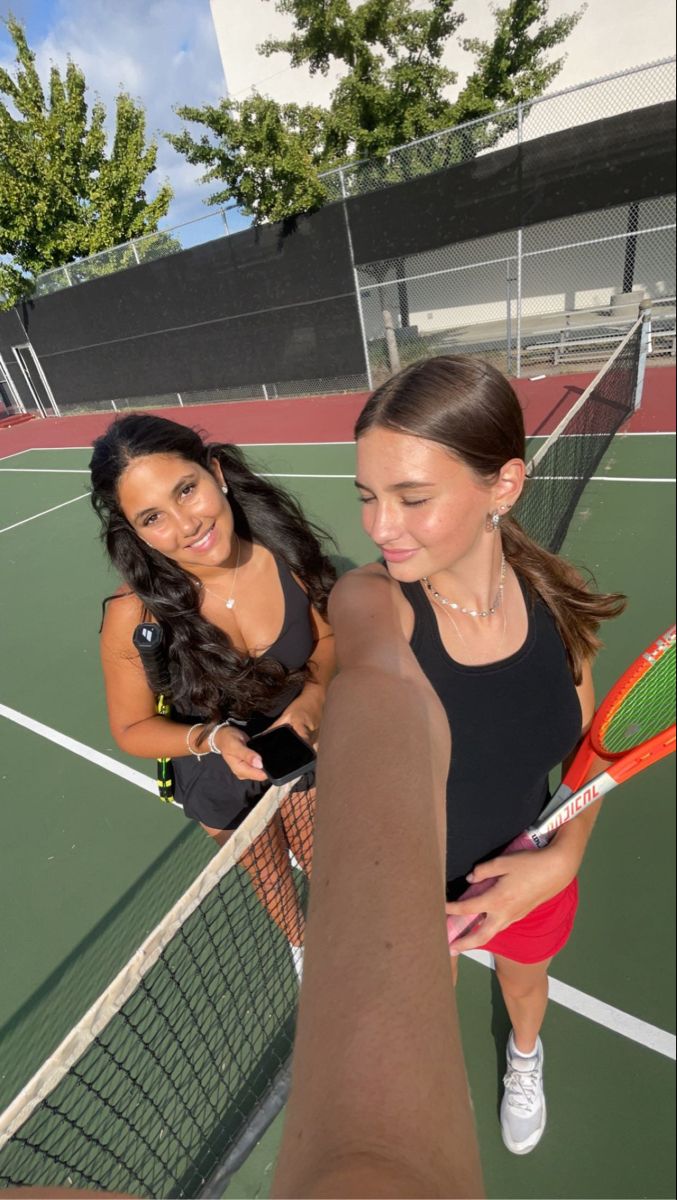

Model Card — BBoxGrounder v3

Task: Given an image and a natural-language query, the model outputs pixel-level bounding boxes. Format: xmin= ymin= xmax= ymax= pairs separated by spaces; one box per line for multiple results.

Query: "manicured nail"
xmin=253 ymin=756 xmax=263 ymax=769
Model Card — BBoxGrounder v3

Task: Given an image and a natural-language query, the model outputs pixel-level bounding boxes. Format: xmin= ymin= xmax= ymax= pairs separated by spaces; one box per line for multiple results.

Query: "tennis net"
xmin=514 ymin=308 xmax=649 ymax=553
xmin=0 ymin=780 xmax=315 ymax=1199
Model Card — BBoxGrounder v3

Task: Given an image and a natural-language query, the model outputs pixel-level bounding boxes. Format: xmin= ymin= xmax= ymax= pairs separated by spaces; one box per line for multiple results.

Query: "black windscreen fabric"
xmin=347 ymin=102 xmax=676 ymax=265
xmin=38 ymin=295 xmax=362 ymax=407
xmin=0 ymin=308 xmax=29 ymax=357
xmin=17 ymin=204 xmax=365 ymax=405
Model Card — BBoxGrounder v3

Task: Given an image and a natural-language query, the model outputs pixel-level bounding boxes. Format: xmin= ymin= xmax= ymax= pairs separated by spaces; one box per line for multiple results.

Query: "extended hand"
xmin=212 ymin=725 xmax=268 ymax=783
xmin=444 ymin=844 xmax=574 ymax=954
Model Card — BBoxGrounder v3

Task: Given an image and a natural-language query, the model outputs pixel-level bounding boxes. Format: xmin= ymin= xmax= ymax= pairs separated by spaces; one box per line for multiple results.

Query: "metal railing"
xmin=321 ymin=57 xmax=676 ymax=200
xmin=28 ymin=57 xmax=676 ymax=300
xmin=31 ymin=205 xmax=248 ymax=298
xmin=16 ymin=55 xmax=676 ymax=412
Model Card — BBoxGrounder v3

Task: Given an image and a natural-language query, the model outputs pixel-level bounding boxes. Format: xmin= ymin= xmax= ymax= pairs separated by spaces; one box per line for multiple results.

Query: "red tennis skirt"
xmin=478 ymin=878 xmax=579 ymax=964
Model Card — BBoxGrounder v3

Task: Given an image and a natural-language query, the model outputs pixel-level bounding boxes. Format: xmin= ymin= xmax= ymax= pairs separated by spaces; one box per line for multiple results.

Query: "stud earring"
xmin=488 ymin=509 xmax=501 ymax=532
xmin=221 ymin=484 xmax=228 ymax=495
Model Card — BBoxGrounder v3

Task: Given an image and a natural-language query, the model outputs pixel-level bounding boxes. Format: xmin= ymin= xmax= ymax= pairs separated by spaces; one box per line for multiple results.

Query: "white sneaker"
xmin=500 ymin=1031 xmax=546 ymax=1155
xmin=290 ymin=943 xmax=304 ymax=982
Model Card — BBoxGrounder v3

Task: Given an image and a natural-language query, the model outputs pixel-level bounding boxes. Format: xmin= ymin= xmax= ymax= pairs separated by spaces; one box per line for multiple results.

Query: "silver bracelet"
xmin=207 ymin=722 xmax=231 ymax=754
xmin=186 ymin=723 xmax=206 ymax=760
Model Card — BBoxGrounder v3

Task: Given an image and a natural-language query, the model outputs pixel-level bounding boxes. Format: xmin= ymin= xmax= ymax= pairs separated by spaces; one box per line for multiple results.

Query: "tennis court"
xmin=0 ymin=361 xmax=674 ymax=1197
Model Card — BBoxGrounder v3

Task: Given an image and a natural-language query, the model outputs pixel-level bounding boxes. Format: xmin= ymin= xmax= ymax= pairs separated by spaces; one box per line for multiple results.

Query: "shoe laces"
xmin=503 ymin=1060 xmax=542 ymax=1114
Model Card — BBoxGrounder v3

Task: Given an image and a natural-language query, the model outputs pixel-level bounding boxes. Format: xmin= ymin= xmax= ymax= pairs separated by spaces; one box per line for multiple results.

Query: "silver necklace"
xmin=422 ymin=554 xmax=506 ymax=619
xmin=200 ymin=536 xmax=241 ymax=610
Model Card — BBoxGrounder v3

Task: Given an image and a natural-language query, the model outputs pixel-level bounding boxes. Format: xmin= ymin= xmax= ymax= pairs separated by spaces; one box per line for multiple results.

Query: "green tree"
xmin=169 ymin=0 xmax=582 ymax=222
xmin=0 ymin=16 xmax=173 ymax=307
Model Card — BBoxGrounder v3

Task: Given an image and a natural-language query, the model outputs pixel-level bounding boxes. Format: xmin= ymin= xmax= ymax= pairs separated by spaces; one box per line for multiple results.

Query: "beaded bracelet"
xmin=207 ymin=722 xmax=231 ymax=754
xmin=186 ymin=723 xmax=206 ymax=760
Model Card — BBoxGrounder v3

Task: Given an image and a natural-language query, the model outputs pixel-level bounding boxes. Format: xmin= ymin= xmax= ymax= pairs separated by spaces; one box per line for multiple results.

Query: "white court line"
xmin=0 ymin=702 xmax=159 ymax=797
xmin=464 ymin=950 xmax=676 ymax=1061
xmin=0 ymin=468 xmax=89 ymax=474
xmin=0 ymin=448 xmax=32 ymax=462
xmin=534 ymin=475 xmax=676 ymax=484
xmin=10 ymin=432 xmax=675 ymax=455
xmin=0 ymin=468 xmax=673 ymax=484
xmin=0 ymin=467 xmax=353 ymax=480
xmin=528 ymin=436 xmax=677 ymax=446
xmin=18 ymin=441 xmax=357 ymax=450
xmin=0 ymin=700 xmax=673 ymax=1061
xmin=589 ymin=476 xmax=675 ymax=483
xmin=0 ymin=492 xmax=89 ymax=534
xmin=259 ymin=472 xmax=353 ymax=479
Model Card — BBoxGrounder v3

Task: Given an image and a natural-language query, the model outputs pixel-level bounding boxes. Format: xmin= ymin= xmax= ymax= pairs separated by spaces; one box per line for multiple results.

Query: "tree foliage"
xmin=0 ymin=16 xmax=172 ymax=307
xmin=169 ymin=0 xmax=582 ymax=222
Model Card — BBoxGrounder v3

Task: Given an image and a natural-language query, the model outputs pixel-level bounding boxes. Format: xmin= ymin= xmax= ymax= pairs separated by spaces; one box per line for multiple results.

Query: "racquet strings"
xmin=598 ymin=642 xmax=675 ymax=755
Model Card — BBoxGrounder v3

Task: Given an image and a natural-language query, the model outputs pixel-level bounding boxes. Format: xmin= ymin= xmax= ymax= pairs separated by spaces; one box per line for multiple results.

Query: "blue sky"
xmin=2 ymin=0 xmax=675 ymax=244
xmin=0 ymin=0 xmax=242 ymax=235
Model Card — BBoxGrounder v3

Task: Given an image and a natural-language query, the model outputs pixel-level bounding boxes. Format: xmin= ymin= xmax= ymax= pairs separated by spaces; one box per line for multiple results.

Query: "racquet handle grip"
xmin=446 ymin=829 xmax=540 ymax=947
xmin=132 ymin=623 xmax=172 ymax=695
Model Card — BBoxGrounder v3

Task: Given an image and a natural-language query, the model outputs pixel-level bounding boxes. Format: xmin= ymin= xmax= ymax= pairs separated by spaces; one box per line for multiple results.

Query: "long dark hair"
xmin=355 ymin=356 xmax=625 ymax=682
xmin=90 ymin=413 xmax=336 ymax=718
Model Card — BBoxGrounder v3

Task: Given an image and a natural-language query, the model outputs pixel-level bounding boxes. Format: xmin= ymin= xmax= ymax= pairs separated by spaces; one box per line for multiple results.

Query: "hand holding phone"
xmin=247 ymin=724 xmax=317 ymax=786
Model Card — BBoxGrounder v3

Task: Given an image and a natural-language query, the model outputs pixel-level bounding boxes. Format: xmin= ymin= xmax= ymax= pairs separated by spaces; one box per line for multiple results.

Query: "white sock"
xmin=511 ymin=1036 xmax=538 ymax=1059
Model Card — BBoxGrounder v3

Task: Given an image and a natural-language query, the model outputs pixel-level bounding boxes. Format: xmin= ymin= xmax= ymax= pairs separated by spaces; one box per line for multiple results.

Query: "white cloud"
xmin=21 ymin=0 xmax=228 ymax=227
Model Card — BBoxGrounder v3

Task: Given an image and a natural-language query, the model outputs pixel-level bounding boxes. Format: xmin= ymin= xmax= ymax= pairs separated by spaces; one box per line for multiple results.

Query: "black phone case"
xmin=248 ymin=725 xmax=316 ymax=786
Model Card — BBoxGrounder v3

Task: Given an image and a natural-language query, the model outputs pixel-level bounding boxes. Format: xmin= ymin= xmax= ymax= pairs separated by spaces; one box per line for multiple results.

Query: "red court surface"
xmin=0 ymin=366 xmax=674 ymax=457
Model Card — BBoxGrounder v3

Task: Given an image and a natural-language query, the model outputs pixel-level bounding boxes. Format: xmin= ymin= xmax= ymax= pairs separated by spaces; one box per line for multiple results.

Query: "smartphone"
xmin=248 ymin=724 xmax=316 ymax=786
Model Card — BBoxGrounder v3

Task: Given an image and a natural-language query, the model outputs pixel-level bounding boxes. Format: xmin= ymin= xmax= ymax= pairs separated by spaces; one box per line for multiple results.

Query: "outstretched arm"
xmin=272 ymin=570 xmax=484 ymax=1199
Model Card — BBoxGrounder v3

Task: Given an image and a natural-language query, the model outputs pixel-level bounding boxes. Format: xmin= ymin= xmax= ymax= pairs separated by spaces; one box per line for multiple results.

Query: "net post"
xmin=634 ymin=298 xmax=652 ymax=410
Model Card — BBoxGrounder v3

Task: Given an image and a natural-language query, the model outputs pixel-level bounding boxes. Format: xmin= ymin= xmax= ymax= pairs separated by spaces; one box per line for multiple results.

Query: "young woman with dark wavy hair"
xmin=329 ymin=355 xmax=624 ymax=1156
xmin=90 ymin=413 xmax=336 ymax=944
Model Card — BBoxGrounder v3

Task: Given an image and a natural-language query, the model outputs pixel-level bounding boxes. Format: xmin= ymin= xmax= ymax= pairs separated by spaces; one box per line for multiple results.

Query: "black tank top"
xmin=176 ymin=554 xmax=315 ymax=732
xmin=399 ymin=576 xmax=582 ymax=896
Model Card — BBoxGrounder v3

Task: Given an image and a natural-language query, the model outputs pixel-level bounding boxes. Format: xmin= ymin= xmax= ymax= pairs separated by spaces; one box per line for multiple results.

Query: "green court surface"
xmin=0 ymin=433 xmax=674 ymax=1199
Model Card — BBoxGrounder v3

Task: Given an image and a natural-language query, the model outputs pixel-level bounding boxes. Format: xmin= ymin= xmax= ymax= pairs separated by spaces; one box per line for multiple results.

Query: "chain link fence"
xmin=23 ymin=56 xmax=677 ymax=406
xmin=359 ymin=192 xmax=676 ymax=384
xmin=32 ymin=207 xmax=246 ymax=298
xmin=322 ymin=58 xmax=676 ymax=201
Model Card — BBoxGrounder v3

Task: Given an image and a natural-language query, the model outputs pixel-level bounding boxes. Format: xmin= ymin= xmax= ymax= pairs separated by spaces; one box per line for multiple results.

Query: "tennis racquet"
xmin=132 ymin=622 xmax=174 ymax=803
xmin=447 ymin=624 xmax=676 ymax=946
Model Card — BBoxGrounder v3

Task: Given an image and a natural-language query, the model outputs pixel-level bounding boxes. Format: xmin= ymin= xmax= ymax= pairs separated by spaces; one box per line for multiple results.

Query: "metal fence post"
xmin=131 ymin=241 xmax=141 ymax=265
xmin=634 ymin=299 xmax=653 ymax=409
xmin=515 ymin=102 xmax=524 ymax=379
xmin=339 ymin=167 xmax=374 ymax=390
xmin=506 ymin=260 xmax=514 ymax=375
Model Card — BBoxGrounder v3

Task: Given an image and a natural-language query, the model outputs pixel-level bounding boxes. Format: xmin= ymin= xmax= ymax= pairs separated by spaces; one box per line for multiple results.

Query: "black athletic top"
xmin=172 ymin=554 xmax=315 ymax=829
xmin=399 ymin=576 xmax=582 ymax=898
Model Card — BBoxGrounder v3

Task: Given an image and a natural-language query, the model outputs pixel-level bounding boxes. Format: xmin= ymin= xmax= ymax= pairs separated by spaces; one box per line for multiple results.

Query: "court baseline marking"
xmin=465 ymin=951 xmax=675 ymax=1061
xmin=0 ymin=492 xmax=90 ymax=534
xmin=0 ymin=431 xmax=673 ymax=462
xmin=1 ymin=698 xmax=674 ymax=1063
xmin=0 ymin=468 xmax=674 ymax=487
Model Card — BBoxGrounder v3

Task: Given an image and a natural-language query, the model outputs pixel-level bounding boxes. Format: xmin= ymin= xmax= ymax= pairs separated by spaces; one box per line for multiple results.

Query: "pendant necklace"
xmin=200 ymin=536 xmax=241 ymax=610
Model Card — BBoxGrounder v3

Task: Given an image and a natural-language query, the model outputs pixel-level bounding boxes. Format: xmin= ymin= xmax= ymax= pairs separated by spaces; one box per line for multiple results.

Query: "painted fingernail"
xmin=253 ymin=756 xmax=263 ymax=769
